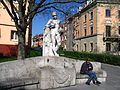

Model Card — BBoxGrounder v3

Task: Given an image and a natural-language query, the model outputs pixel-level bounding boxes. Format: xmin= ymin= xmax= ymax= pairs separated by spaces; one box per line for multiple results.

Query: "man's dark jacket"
xmin=80 ymin=61 xmax=93 ymax=74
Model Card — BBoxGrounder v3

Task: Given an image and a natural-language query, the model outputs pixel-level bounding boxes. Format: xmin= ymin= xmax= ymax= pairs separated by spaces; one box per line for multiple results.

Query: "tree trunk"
xmin=27 ymin=20 xmax=32 ymax=57
xmin=17 ymin=30 xmax=26 ymax=60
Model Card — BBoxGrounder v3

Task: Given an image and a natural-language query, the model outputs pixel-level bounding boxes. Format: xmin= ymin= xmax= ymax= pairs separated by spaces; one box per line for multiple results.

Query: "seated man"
xmin=80 ymin=59 xmax=101 ymax=85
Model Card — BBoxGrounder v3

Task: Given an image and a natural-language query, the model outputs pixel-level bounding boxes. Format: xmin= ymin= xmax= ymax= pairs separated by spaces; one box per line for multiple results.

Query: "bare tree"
xmin=0 ymin=0 xmax=86 ymax=59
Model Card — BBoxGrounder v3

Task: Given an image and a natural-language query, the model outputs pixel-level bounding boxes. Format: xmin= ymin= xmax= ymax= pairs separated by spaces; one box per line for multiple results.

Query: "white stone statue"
xmin=43 ymin=12 xmax=61 ymax=56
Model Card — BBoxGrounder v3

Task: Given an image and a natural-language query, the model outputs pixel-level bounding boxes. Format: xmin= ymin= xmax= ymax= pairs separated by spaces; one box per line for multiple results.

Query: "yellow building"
xmin=0 ymin=3 xmax=29 ymax=57
xmin=67 ymin=0 xmax=120 ymax=54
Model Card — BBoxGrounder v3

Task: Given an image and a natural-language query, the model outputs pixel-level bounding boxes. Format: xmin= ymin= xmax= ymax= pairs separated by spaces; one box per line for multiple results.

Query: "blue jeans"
xmin=86 ymin=71 xmax=97 ymax=83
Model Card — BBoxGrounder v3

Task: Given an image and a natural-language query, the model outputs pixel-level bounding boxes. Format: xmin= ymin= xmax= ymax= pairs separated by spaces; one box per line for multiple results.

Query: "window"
xmin=77 ymin=44 xmax=78 ymax=51
xmin=90 ymin=11 xmax=93 ymax=20
xmin=84 ymin=28 xmax=87 ymax=36
xmin=106 ymin=43 xmax=111 ymax=51
xmin=118 ymin=26 xmax=120 ymax=34
xmin=118 ymin=10 xmax=120 ymax=18
xmin=90 ymin=43 xmax=93 ymax=52
xmin=65 ymin=36 xmax=67 ymax=40
xmin=84 ymin=43 xmax=87 ymax=51
xmin=106 ymin=25 xmax=111 ymax=37
xmin=84 ymin=15 xmax=87 ymax=22
xmin=105 ymin=9 xmax=111 ymax=17
xmin=90 ymin=25 xmax=93 ymax=35
xmin=77 ymin=31 xmax=79 ymax=38
xmin=118 ymin=43 xmax=120 ymax=51
xmin=11 ymin=31 xmax=18 ymax=41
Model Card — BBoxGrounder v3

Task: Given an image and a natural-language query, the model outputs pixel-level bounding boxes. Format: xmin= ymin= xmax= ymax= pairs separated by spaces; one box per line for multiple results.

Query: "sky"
xmin=32 ymin=1 xmax=85 ymax=37
xmin=32 ymin=14 xmax=49 ymax=37
xmin=32 ymin=12 xmax=65 ymax=37
xmin=32 ymin=11 xmax=77 ymax=37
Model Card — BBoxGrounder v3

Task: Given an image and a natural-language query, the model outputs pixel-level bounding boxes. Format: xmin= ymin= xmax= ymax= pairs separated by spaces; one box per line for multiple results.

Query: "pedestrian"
xmin=80 ymin=58 xmax=101 ymax=85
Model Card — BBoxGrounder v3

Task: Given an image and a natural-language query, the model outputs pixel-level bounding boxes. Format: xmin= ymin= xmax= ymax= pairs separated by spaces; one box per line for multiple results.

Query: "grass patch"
xmin=0 ymin=47 xmax=42 ymax=63
xmin=0 ymin=57 xmax=17 ymax=63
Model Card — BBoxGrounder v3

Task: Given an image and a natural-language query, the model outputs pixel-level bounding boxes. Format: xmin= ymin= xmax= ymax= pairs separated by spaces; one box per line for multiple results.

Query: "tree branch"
xmin=37 ymin=6 xmax=69 ymax=15
xmin=33 ymin=0 xmax=46 ymax=11
xmin=25 ymin=0 xmax=86 ymax=26
xmin=23 ymin=0 xmax=27 ymax=7
xmin=25 ymin=0 xmax=85 ymax=24
xmin=0 ymin=0 xmax=14 ymax=19
xmin=0 ymin=0 xmax=23 ymax=31
xmin=41 ymin=0 xmax=86 ymax=8
xmin=9 ymin=0 xmax=19 ymax=22
xmin=33 ymin=0 xmax=85 ymax=14
xmin=26 ymin=5 xmax=70 ymax=26
xmin=26 ymin=0 xmax=46 ymax=18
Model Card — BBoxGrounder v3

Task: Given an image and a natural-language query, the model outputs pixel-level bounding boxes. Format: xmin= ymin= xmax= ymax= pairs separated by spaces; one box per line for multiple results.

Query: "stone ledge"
xmin=76 ymin=70 xmax=107 ymax=79
xmin=76 ymin=70 xmax=107 ymax=84
xmin=76 ymin=77 xmax=106 ymax=85
xmin=0 ymin=78 xmax=40 ymax=89
xmin=0 ymin=56 xmax=107 ymax=89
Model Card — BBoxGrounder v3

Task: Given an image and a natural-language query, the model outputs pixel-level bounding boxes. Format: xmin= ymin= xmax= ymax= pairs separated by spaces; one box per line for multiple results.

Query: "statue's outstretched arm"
xmin=45 ymin=19 xmax=52 ymax=28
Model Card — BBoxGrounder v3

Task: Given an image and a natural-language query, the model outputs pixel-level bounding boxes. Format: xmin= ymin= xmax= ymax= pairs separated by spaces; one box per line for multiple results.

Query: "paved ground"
xmin=49 ymin=64 xmax=120 ymax=90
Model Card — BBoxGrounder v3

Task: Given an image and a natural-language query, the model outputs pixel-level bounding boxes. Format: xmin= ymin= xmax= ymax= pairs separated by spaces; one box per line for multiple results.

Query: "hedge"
xmin=28 ymin=47 xmax=42 ymax=57
xmin=59 ymin=50 xmax=120 ymax=66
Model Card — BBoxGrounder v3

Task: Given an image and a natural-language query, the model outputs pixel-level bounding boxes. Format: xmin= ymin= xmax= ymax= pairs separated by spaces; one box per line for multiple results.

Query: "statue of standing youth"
xmin=43 ymin=12 xmax=61 ymax=56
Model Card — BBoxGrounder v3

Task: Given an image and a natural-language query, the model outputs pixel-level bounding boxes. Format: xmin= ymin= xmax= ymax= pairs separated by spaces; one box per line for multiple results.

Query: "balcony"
xmin=103 ymin=35 xmax=120 ymax=42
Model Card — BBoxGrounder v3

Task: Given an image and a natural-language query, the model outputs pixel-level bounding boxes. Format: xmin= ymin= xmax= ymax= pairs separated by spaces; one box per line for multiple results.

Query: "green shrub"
xmin=30 ymin=48 xmax=42 ymax=57
xmin=59 ymin=50 xmax=120 ymax=66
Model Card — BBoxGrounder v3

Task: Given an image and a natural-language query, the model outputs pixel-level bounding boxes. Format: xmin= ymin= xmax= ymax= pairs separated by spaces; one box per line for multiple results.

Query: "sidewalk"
xmin=50 ymin=64 xmax=120 ymax=90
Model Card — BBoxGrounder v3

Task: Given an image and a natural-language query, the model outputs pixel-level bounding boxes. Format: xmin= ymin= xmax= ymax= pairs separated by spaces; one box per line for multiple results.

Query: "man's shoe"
xmin=86 ymin=82 xmax=90 ymax=85
xmin=96 ymin=81 xmax=101 ymax=84
xmin=93 ymin=80 xmax=95 ymax=84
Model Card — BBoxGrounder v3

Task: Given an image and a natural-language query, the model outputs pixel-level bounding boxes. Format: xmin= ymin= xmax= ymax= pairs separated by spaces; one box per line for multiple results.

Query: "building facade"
xmin=32 ymin=34 xmax=43 ymax=47
xmin=67 ymin=0 xmax=120 ymax=54
xmin=66 ymin=17 xmax=74 ymax=51
xmin=0 ymin=3 xmax=29 ymax=57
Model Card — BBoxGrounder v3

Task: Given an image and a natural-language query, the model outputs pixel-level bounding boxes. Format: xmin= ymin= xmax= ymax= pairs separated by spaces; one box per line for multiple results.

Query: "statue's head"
xmin=52 ymin=12 xmax=57 ymax=19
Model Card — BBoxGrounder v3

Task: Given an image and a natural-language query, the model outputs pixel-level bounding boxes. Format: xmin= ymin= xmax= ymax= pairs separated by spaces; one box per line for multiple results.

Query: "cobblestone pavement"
xmin=49 ymin=64 xmax=120 ymax=90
